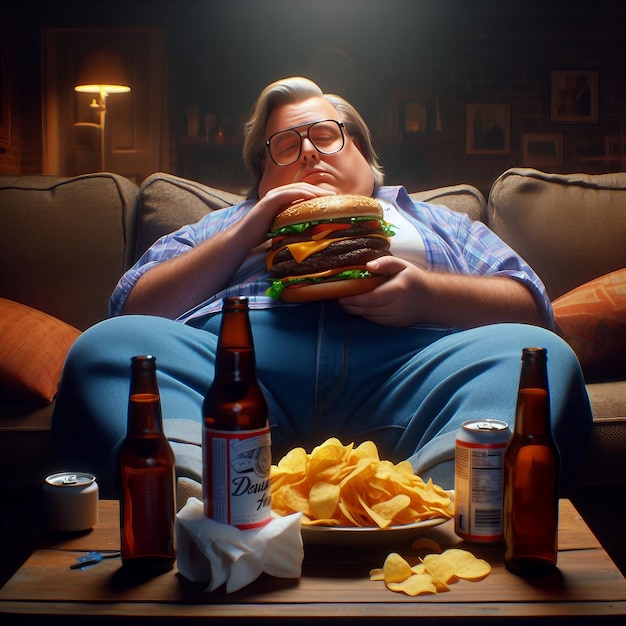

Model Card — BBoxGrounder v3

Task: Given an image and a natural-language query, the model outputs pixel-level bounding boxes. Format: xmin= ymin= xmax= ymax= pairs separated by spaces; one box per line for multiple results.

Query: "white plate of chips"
xmin=299 ymin=516 xmax=449 ymax=547
xmin=271 ymin=438 xmax=455 ymax=546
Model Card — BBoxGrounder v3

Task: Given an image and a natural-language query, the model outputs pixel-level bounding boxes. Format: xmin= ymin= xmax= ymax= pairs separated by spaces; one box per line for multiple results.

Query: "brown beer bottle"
xmin=503 ymin=347 xmax=560 ymax=576
xmin=119 ymin=355 xmax=176 ymax=573
xmin=202 ymin=296 xmax=272 ymax=529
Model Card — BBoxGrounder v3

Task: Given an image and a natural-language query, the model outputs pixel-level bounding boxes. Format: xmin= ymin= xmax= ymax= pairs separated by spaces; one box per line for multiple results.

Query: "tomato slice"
xmin=311 ymin=222 xmax=350 ymax=239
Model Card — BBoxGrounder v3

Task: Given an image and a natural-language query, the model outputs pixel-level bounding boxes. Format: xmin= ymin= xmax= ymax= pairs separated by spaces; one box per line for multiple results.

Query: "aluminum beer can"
xmin=44 ymin=472 xmax=99 ymax=532
xmin=454 ymin=419 xmax=510 ymax=542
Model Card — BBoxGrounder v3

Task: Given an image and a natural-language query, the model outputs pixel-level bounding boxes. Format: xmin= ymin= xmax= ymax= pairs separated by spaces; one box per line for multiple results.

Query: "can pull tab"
xmin=475 ymin=422 xmax=496 ymax=431
xmin=61 ymin=474 xmax=79 ymax=485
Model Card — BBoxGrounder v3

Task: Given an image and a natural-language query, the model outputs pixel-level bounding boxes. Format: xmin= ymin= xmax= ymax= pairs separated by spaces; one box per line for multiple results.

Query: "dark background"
xmin=3 ymin=0 xmax=626 ymax=194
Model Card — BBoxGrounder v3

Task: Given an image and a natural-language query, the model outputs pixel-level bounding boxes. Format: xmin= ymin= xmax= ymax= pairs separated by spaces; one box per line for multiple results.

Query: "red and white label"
xmin=204 ymin=425 xmax=272 ymax=529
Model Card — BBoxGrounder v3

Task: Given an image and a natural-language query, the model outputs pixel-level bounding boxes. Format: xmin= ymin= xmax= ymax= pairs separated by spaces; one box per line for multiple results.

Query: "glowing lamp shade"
xmin=74 ymin=51 xmax=131 ymax=95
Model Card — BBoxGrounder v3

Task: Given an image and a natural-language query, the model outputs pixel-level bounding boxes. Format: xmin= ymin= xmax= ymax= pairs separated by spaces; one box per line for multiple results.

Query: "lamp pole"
xmin=92 ymin=87 xmax=108 ymax=172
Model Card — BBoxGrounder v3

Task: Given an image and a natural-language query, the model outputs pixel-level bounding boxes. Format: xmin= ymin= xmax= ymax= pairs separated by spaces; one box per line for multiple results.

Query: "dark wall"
xmin=3 ymin=0 xmax=626 ymax=194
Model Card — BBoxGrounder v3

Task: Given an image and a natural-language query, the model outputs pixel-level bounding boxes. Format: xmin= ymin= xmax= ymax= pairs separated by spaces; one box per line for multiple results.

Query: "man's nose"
xmin=300 ymin=136 xmax=319 ymax=160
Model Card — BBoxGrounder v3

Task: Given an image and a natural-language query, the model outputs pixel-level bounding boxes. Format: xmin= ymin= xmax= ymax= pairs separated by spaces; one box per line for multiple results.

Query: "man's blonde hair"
xmin=243 ymin=76 xmax=384 ymax=198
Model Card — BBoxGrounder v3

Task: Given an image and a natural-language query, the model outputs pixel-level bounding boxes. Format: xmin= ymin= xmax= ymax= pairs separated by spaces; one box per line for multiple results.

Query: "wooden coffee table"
xmin=1 ymin=499 xmax=625 ymax=623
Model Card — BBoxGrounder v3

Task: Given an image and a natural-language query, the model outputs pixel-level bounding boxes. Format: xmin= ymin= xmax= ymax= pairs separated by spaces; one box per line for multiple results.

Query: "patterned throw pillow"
xmin=0 ymin=298 xmax=82 ymax=404
xmin=552 ymin=268 xmax=626 ymax=380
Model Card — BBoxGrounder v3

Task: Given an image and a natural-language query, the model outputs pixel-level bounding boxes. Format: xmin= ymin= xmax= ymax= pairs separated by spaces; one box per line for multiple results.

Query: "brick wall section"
xmin=0 ymin=16 xmax=42 ymax=175
xmin=0 ymin=26 xmax=20 ymax=175
xmin=428 ymin=1 xmax=626 ymax=195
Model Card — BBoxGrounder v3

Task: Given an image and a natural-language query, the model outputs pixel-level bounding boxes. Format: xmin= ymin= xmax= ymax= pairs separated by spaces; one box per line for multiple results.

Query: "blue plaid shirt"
xmin=110 ymin=186 xmax=554 ymax=328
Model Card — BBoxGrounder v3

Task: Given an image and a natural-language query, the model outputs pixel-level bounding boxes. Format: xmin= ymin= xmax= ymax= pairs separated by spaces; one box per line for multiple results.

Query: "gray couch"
xmin=1 ymin=168 xmax=624 ymax=492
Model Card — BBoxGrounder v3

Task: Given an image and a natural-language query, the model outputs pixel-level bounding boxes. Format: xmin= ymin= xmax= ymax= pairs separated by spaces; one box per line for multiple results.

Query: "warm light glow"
xmin=75 ymin=84 xmax=130 ymax=94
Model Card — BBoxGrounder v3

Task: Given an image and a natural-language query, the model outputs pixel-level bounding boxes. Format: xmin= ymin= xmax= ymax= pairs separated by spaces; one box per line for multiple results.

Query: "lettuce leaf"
xmin=266 ymin=269 xmax=374 ymax=300
xmin=267 ymin=217 xmax=395 ymax=240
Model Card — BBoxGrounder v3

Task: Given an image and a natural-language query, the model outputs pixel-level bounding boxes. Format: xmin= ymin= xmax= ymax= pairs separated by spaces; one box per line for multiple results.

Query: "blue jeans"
xmin=52 ymin=302 xmax=592 ymax=498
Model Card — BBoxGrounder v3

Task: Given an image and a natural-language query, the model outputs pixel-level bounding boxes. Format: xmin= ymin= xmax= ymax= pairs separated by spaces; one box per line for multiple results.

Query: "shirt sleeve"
xmin=379 ymin=186 xmax=555 ymax=329
xmin=109 ymin=201 xmax=253 ymax=317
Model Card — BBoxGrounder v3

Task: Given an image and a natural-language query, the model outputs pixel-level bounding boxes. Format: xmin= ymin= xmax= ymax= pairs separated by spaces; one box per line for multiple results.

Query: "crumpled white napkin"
xmin=176 ymin=497 xmax=303 ymax=593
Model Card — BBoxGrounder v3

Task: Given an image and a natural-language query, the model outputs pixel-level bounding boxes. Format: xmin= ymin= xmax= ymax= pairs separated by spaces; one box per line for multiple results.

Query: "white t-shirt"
xmin=380 ymin=199 xmax=427 ymax=269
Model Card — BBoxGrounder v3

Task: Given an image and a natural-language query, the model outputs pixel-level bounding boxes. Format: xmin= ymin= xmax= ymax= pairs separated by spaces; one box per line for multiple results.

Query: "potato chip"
xmin=309 ymin=481 xmax=340 ymax=520
xmin=422 ymin=552 xmax=460 ymax=585
xmin=369 ymin=567 xmax=385 ymax=581
xmin=306 ymin=438 xmax=353 ymax=484
xmin=411 ymin=537 xmax=443 ymax=555
xmin=382 ymin=552 xmax=414 ymax=584
xmin=271 ymin=483 xmax=311 ymax=517
xmin=350 ymin=440 xmax=380 ymax=462
xmin=389 ymin=506 xmax=421 ymax=526
xmin=339 ymin=457 xmax=377 ymax=488
xmin=372 ymin=494 xmax=411 ymax=523
xmin=387 ymin=573 xmax=438 ymax=596
xmin=277 ymin=446 xmax=308 ymax=472
xmin=337 ymin=500 xmax=366 ymax=527
xmin=455 ymin=558 xmax=492 ymax=581
xmin=423 ymin=549 xmax=492 ymax=590
xmin=357 ymin=494 xmax=393 ymax=529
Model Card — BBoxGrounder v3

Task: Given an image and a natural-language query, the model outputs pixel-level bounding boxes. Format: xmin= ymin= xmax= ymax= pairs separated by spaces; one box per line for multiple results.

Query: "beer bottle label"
xmin=204 ymin=424 xmax=272 ymax=529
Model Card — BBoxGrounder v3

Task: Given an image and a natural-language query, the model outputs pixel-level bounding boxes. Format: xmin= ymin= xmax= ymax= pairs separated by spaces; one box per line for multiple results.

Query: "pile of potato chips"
xmin=270 ymin=437 xmax=454 ymax=527
xmin=370 ymin=547 xmax=491 ymax=596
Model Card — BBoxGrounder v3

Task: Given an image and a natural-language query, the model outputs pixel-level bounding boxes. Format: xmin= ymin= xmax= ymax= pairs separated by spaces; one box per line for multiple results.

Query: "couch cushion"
xmin=409 ymin=184 xmax=486 ymax=222
xmin=0 ymin=173 xmax=139 ymax=330
xmin=135 ymin=176 xmax=486 ymax=263
xmin=135 ymin=172 xmax=245 ymax=262
xmin=0 ymin=298 xmax=81 ymax=405
xmin=552 ymin=268 xmax=626 ymax=381
xmin=487 ymin=168 xmax=626 ymax=300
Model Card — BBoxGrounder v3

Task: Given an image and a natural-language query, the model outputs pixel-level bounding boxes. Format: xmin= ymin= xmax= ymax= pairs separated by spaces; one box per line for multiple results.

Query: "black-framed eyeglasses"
xmin=265 ymin=119 xmax=346 ymax=166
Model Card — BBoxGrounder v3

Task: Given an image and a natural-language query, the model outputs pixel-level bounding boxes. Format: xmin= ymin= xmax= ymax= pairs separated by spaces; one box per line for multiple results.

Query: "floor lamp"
xmin=74 ymin=51 xmax=130 ymax=172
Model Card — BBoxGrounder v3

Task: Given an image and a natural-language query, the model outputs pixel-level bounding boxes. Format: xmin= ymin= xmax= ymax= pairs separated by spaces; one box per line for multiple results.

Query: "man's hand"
xmin=251 ymin=183 xmax=335 ymax=238
xmin=338 ymin=256 xmax=545 ymax=329
xmin=122 ymin=184 xmax=335 ymax=319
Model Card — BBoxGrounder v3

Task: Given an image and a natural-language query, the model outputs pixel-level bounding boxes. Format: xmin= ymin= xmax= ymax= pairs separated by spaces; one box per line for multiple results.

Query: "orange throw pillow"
xmin=0 ymin=298 xmax=82 ymax=404
xmin=552 ymin=269 xmax=626 ymax=380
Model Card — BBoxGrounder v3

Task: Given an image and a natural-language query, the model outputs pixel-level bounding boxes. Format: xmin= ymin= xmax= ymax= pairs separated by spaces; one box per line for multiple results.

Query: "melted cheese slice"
xmin=266 ymin=234 xmax=388 ymax=271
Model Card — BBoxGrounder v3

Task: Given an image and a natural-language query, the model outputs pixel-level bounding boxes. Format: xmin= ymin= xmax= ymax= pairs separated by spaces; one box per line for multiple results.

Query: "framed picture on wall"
xmin=466 ymin=103 xmax=510 ymax=155
xmin=522 ymin=133 xmax=564 ymax=167
xmin=551 ymin=70 xmax=598 ymax=124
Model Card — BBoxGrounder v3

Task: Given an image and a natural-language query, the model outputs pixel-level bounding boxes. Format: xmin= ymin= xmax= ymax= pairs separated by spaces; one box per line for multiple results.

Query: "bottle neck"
xmin=514 ymin=387 xmax=551 ymax=435
xmin=128 ymin=392 xmax=163 ymax=435
xmin=214 ymin=347 xmax=256 ymax=382
xmin=514 ymin=348 xmax=551 ymax=436
xmin=215 ymin=300 xmax=257 ymax=380
xmin=128 ymin=356 xmax=164 ymax=435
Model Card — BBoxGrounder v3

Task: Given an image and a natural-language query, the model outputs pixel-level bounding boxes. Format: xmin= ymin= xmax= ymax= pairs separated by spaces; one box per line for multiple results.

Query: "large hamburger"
xmin=265 ymin=195 xmax=395 ymax=303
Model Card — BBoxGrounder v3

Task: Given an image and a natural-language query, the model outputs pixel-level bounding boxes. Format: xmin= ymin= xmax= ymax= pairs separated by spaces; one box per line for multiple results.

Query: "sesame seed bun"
xmin=271 ymin=194 xmax=383 ymax=230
